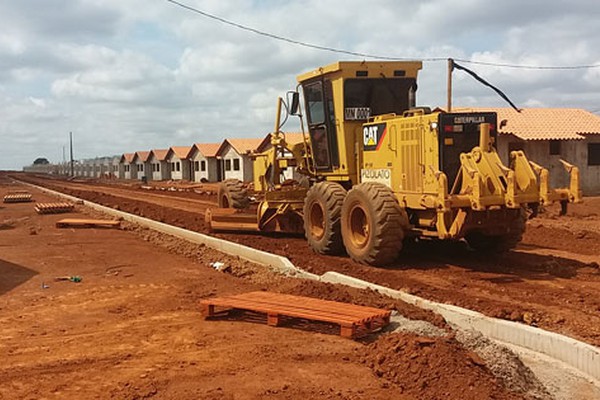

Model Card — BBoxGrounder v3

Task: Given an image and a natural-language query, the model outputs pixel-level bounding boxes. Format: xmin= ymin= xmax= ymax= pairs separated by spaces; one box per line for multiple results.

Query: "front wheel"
xmin=341 ymin=182 xmax=408 ymax=266
xmin=217 ymin=179 xmax=249 ymax=209
xmin=303 ymin=181 xmax=346 ymax=255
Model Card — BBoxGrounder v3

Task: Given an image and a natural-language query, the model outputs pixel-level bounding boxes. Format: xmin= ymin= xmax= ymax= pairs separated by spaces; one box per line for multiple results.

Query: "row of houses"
xmin=50 ymin=133 xmax=305 ymax=184
xmin=25 ymin=108 xmax=600 ymax=194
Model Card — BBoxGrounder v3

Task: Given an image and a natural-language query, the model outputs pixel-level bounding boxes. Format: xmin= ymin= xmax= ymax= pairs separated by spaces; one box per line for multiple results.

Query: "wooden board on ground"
xmin=56 ymin=218 xmax=121 ymax=229
xmin=3 ymin=193 xmax=33 ymax=203
xmin=200 ymin=291 xmax=391 ymax=338
xmin=35 ymin=202 xmax=75 ymax=214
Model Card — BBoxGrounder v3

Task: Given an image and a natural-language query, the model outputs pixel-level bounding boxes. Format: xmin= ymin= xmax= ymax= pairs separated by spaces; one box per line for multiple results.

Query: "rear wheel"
xmin=465 ymin=208 xmax=526 ymax=253
xmin=303 ymin=181 xmax=346 ymax=255
xmin=217 ymin=179 xmax=249 ymax=209
xmin=341 ymin=182 xmax=408 ymax=266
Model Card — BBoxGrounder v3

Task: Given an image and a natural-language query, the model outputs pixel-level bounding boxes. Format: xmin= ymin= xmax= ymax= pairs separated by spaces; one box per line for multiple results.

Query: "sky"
xmin=1 ymin=0 xmax=599 ymax=170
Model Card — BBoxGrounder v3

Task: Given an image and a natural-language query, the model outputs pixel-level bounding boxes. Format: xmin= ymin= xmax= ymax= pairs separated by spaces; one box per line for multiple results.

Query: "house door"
xmin=217 ymin=159 xmax=224 ymax=181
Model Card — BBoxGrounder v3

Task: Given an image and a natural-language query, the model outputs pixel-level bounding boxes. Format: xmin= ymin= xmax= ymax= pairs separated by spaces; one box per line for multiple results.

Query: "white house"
xmin=457 ymin=107 xmax=600 ymax=195
xmin=133 ymin=151 xmax=151 ymax=182
xmin=120 ymin=153 xmax=137 ymax=180
xmin=148 ymin=149 xmax=170 ymax=181
xmin=188 ymin=142 xmax=221 ymax=182
xmin=110 ymin=156 xmax=121 ymax=179
xmin=216 ymin=138 xmax=263 ymax=182
xmin=166 ymin=146 xmax=192 ymax=181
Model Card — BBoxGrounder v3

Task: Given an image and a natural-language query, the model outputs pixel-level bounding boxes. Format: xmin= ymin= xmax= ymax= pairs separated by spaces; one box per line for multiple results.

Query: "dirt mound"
xmin=357 ymin=333 xmax=525 ymax=400
xmin=456 ymin=330 xmax=552 ymax=399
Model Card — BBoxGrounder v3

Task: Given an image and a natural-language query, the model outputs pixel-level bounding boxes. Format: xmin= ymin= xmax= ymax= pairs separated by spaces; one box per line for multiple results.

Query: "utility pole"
xmin=69 ymin=131 xmax=74 ymax=177
xmin=447 ymin=58 xmax=454 ymax=112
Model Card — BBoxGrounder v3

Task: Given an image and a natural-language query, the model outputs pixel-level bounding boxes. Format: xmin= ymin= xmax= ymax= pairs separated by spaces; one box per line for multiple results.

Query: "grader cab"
xmin=207 ymin=61 xmax=581 ymax=266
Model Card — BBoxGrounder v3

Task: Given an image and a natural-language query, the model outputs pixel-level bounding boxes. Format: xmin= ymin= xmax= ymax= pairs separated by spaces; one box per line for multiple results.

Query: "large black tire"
xmin=303 ymin=181 xmax=346 ymax=255
xmin=217 ymin=179 xmax=249 ymax=209
xmin=341 ymin=182 xmax=408 ymax=266
xmin=465 ymin=208 xmax=527 ymax=253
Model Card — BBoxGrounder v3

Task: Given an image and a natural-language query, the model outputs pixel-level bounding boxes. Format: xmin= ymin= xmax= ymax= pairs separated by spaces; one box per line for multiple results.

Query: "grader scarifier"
xmin=206 ymin=61 xmax=581 ymax=266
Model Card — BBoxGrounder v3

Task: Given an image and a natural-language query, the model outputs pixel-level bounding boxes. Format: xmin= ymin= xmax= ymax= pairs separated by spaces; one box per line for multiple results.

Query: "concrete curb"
xmin=321 ymin=271 xmax=600 ymax=383
xmin=22 ymin=180 xmax=600 ymax=383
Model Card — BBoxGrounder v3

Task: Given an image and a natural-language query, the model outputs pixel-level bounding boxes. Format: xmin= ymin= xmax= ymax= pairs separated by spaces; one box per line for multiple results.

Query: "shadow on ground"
xmin=0 ymin=258 xmax=38 ymax=296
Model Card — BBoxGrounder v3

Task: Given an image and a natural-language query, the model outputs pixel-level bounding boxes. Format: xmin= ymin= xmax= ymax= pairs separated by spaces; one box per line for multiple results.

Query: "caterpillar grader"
xmin=206 ymin=61 xmax=581 ymax=266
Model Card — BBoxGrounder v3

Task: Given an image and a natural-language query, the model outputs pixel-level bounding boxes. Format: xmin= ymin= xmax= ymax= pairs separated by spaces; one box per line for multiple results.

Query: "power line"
xmin=452 ymin=58 xmax=600 ymax=70
xmin=166 ymin=0 xmax=600 ymax=71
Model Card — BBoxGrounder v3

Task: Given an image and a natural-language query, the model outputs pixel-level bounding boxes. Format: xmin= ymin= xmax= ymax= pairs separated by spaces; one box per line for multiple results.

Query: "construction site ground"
xmin=1 ymin=173 xmax=599 ymax=399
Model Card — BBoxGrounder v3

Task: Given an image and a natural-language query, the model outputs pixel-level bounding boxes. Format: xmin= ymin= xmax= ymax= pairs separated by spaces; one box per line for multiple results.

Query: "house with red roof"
xmin=148 ymin=149 xmax=170 ymax=181
xmin=188 ymin=142 xmax=222 ymax=182
xmin=120 ymin=152 xmax=137 ymax=180
xmin=216 ymin=138 xmax=263 ymax=182
xmin=166 ymin=146 xmax=193 ymax=181
xmin=133 ymin=151 xmax=151 ymax=181
xmin=455 ymin=108 xmax=600 ymax=194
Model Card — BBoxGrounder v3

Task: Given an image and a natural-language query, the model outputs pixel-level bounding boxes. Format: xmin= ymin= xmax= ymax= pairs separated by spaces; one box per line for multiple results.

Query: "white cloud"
xmin=0 ymin=0 xmax=599 ymax=169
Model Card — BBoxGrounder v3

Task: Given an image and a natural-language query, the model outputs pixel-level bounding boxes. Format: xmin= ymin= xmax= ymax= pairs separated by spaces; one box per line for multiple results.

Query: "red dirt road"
xmin=0 ymin=176 xmax=530 ymax=399
xmin=14 ymin=174 xmax=600 ymax=349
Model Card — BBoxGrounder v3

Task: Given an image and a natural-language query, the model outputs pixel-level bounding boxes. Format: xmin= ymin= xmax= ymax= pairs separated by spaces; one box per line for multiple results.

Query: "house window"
xmin=225 ymin=159 xmax=231 ymax=171
xmin=194 ymin=161 xmax=199 ymax=171
xmin=176 ymin=162 xmax=181 ymax=172
xmin=171 ymin=162 xmax=175 ymax=171
xmin=156 ymin=163 xmax=160 ymax=172
xmin=201 ymin=160 xmax=206 ymax=171
xmin=233 ymin=158 xmax=240 ymax=171
xmin=549 ymin=140 xmax=561 ymax=156
xmin=589 ymin=143 xmax=600 ymax=166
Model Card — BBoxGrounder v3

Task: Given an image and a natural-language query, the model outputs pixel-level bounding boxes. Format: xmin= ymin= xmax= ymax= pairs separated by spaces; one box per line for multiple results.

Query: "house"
xmin=133 ymin=151 xmax=151 ymax=182
xmin=148 ymin=149 xmax=170 ymax=181
xmin=216 ymin=138 xmax=263 ymax=182
xmin=166 ymin=146 xmax=192 ymax=181
xmin=83 ymin=159 xmax=94 ymax=178
xmin=120 ymin=153 xmax=137 ymax=180
xmin=188 ymin=142 xmax=222 ymax=182
xmin=255 ymin=132 xmax=307 ymax=182
xmin=110 ymin=156 xmax=121 ymax=179
xmin=455 ymin=108 xmax=600 ymax=195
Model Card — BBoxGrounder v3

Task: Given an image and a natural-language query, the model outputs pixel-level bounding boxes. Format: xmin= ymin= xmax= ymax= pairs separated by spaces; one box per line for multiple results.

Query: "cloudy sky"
xmin=1 ymin=0 xmax=599 ymax=169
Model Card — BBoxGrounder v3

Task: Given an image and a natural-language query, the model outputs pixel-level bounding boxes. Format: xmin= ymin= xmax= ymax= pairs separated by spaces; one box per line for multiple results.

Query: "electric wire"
xmin=166 ymin=0 xmax=600 ymax=71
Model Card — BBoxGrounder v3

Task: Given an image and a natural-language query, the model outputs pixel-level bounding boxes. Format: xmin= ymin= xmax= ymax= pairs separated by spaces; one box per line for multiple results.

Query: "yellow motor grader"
xmin=206 ymin=61 xmax=581 ymax=266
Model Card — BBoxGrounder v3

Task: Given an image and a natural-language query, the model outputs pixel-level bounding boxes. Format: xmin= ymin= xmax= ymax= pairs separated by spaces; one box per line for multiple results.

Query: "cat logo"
xmin=363 ymin=123 xmax=387 ymax=151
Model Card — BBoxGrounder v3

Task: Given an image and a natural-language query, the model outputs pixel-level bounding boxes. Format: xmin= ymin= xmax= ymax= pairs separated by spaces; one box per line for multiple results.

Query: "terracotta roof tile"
xmin=169 ymin=146 xmax=192 ymax=160
xmin=135 ymin=151 xmax=151 ymax=162
xmin=225 ymin=138 xmax=264 ymax=154
xmin=122 ymin=153 xmax=136 ymax=163
xmin=150 ymin=149 xmax=169 ymax=161
xmin=454 ymin=107 xmax=600 ymax=140
xmin=192 ymin=142 xmax=221 ymax=158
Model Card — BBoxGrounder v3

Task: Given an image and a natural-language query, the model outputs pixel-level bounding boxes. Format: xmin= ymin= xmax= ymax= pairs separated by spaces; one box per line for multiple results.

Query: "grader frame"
xmin=207 ymin=61 xmax=582 ymax=266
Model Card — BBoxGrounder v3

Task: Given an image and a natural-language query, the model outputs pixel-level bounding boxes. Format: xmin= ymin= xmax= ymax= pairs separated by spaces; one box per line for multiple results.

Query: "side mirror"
xmin=290 ymin=91 xmax=300 ymax=115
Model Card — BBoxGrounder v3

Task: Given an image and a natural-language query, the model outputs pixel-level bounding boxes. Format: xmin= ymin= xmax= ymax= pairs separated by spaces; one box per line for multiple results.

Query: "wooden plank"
xmin=242 ymin=291 xmax=388 ymax=317
xmin=200 ymin=291 xmax=391 ymax=338
xmin=218 ymin=292 xmax=390 ymax=322
xmin=3 ymin=193 xmax=33 ymax=203
xmin=35 ymin=202 xmax=75 ymax=214
xmin=203 ymin=298 xmax=360 ymax=325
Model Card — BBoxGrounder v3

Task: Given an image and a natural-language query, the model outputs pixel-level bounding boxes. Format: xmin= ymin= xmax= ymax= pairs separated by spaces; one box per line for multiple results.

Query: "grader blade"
xmin=205 ymin=208 xmax=259 ymax=232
